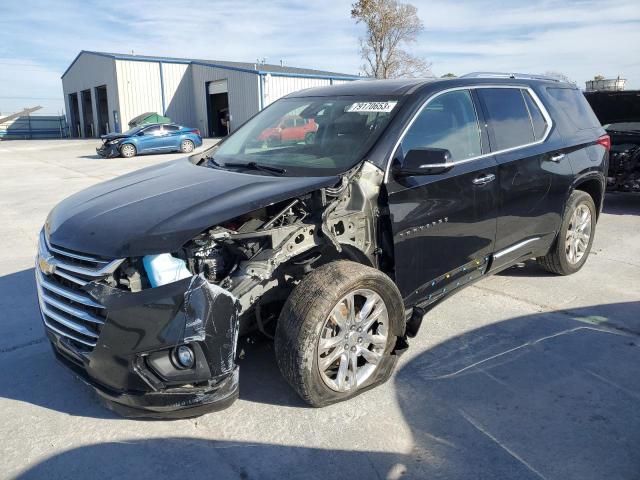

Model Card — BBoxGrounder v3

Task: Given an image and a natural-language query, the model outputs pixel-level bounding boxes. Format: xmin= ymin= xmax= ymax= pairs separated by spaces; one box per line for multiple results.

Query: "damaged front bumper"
xmin=96 ymin=143 xmax=122 ymax=158
xmin=39 ymin=272 xmax=240 ymax=418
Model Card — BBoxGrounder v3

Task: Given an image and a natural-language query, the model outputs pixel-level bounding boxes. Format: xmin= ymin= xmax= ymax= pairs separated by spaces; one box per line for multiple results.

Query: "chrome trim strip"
xmin=40 ymin=312 xmax=97 ymax=347
xmin=45 ymin=235 xmax=110 ymax=265
xmin=36 ymin=270 xmax=103 ymax=309
xmin=384 ymin=85 xmax=554 ymax=181
xmin=38 ymin=237 xmax=124 ymax=278
xmin=37 ymin=284 xmax=105 ymax=325
xmin=53 ymin=269 xmax=89 ymax=287
xmin=38 ymin=296 xmax=99 ymax=339
xmin=494 ymin=237 xmax=541 ymax=259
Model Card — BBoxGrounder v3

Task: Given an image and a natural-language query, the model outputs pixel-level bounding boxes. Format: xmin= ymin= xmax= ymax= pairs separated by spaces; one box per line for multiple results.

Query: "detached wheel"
xmin=537 ymin=190 xmax=596 ymax=275
xmin=180 ymin=139 xmax=195 ymax=153
xmin=275 ymin=261 xmax=404 ymax=407
xmin=120 ymin=143 xmax=136 ymax=158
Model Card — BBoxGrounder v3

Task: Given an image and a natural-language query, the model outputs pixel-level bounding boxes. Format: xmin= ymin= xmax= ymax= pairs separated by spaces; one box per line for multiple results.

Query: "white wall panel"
xmin=262 ymin=76 xmax=331 ymax=107
xmin=161 ymin=62 xmax=195 ymax=127
xmin=115 ymin=60 xmax=163 ymax=130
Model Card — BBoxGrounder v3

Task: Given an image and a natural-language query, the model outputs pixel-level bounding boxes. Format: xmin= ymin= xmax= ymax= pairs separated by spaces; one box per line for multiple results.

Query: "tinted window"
xmin=546 ymin=87 xmax=601 ymax=131
xmin=479 ymin=88 xmax=534 ymax=151
xmin=523 ymin=91 xmax=548 ymax=140
xmin=402 ymin=90 xmax=482 ymax=161
xmin=163 ymin=125 xmax=180 ymax=132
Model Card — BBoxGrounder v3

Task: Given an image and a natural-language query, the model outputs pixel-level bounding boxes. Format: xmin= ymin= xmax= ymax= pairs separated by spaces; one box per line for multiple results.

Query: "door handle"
xmin=550 ymin=153 xmax=565 ymax=162
xmin=472 ymin=173 xmax=496 ymax=185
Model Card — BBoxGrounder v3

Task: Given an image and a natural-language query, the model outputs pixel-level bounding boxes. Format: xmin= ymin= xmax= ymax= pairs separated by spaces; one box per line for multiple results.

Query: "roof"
xmin=287 ymin=75 xmax=572 ymax=98
xmin=62 ymin=51 xmax=361 ymax=81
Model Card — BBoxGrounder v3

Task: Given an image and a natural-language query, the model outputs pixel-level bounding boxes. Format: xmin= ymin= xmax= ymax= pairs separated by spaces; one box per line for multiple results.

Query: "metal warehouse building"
xmin=62 ymin=51 xmax=359 ymax=138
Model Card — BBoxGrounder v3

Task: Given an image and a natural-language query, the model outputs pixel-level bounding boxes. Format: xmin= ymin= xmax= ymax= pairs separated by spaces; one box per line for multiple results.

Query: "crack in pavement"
xmin=0 ymin=337 xmax=46 ymax=354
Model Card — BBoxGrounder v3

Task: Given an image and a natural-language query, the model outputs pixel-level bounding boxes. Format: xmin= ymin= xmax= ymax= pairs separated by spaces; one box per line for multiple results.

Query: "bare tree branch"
xmin=351 ymin=0 xmax=432 ymax=79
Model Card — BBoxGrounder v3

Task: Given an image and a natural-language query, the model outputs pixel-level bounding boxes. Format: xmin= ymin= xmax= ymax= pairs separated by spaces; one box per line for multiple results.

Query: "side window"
xmin=478 ymin=88 xmax=534 ymax=151
xmin=522 ymin=91 xmax=548 ymax=140
xmin=401 ymin=90 xmax=482 ymax=161
xmin=163 ymin=125 xmax=180 ymax=132
xmin=143 ymin=125 xmax=161 ymax=135
xmin=546 ymin=87 xmax=601 ymax=131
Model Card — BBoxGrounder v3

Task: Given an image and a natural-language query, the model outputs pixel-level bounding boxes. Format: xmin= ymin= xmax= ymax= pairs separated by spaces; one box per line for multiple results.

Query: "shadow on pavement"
xmin=8 ymin=294 xmax=640 ymax=479
xmin=602 ymin=192 xmax=640 ymax=215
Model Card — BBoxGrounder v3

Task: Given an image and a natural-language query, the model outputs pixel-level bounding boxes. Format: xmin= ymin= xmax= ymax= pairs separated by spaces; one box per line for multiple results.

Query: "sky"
xmin=1 ymin=0 xmax=639 ymax=115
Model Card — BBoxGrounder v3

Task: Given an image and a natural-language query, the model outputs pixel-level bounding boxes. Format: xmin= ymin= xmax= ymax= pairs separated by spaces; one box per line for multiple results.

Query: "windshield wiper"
xmin=222 ymin=161 xmax=287 ymax=175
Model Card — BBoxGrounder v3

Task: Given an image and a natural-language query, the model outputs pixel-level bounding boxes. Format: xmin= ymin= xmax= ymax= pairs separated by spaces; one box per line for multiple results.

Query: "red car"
xmin=258 ymin=115 xmax=318 ymax=146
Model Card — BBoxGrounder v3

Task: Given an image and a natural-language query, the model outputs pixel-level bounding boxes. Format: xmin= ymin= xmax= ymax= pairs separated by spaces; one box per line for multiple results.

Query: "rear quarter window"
xmin=546 ymin=87 xmax=601 ymax=131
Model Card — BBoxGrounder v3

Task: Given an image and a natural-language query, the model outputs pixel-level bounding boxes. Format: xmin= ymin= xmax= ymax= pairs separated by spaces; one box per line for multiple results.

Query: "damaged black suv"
xmin=37 ymin=73 xmax=608 ymax=418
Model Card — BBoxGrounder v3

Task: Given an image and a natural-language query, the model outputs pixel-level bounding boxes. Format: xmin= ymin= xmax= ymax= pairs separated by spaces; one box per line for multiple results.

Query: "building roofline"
xmin=62 ymin=51 xmax=360 ymax=81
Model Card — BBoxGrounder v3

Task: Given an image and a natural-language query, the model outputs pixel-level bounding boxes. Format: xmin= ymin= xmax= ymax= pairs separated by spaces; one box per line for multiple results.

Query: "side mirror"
xmin=393 ymin=148 xmax=452 ymax=176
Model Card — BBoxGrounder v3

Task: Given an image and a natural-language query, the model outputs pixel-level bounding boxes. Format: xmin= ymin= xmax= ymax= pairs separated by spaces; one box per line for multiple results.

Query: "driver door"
xmin=385 ymin=89 xmax=499 ymax=307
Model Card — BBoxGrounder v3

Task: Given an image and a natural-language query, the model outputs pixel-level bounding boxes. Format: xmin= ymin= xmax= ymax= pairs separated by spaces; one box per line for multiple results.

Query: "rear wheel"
xmin=120 ymin=143 xmax=136 ymax=158
xmin=180 ymin=139 xmax=195 ymax=153
xmin=275 ymin=261 xmax=404 ymax=407
xmin=537 ymin=190 xmax=596 ymax=275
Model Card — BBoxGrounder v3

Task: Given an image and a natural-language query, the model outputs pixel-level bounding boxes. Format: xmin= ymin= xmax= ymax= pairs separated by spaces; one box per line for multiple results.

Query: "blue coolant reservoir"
xmin=143 ymin=254 xmax=192 ymax=287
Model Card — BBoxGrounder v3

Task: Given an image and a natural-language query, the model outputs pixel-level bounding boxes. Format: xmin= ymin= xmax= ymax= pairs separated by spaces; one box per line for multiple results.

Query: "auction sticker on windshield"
xmin=346 ymin=101 xmax=398 ymax=113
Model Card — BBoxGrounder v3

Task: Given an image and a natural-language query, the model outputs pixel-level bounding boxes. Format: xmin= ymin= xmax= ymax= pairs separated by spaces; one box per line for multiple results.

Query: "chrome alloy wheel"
xmin=121 ymin=144 xmax=135 ymax=157
xmin=181 ymin=140 xmax=194 ymax=153
xmin=317 ymin=289 xmax=389 ymax=393
xmin=565 ymin=204 xmax=592 ymax=264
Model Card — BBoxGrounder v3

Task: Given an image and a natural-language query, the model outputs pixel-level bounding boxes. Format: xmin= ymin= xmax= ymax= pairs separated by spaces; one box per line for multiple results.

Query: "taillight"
xmin=596 ymin=134 xmax=611 ymax=151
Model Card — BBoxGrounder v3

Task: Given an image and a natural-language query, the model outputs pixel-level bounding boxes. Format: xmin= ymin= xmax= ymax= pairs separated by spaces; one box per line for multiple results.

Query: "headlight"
xmin=107 ymin=139 xmax=122 ymax=145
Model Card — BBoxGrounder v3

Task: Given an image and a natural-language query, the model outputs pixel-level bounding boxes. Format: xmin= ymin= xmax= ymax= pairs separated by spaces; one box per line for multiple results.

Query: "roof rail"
xmin=461 ymin=72 xmax=562 ymax=82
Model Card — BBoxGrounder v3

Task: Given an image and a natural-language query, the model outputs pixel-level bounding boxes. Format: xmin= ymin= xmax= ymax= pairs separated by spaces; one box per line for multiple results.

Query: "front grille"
xmin=35 ymin=231 xmax=124 ymax=351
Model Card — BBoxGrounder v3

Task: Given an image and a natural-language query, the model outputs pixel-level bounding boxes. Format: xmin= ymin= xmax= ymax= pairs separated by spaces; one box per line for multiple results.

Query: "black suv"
xmin=37 ymin=73 xmax=608 ymax=418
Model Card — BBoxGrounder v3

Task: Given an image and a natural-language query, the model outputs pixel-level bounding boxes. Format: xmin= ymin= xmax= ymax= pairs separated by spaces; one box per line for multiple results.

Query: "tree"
xmin=351 ymin=0 xmax=432 ymax=79
xmin=594 ymin=74 xmax=605 ymax=81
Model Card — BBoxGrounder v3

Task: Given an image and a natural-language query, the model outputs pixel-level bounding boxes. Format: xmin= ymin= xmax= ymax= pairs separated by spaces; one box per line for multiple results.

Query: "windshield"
xmin=203 ymin=96 xmax=400 ymax=176
xmin=123 ymin=125 xmax=145 ymax=136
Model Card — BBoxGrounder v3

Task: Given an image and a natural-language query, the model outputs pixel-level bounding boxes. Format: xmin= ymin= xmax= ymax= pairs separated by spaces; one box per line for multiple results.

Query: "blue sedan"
xmin=97 ymin=123 xmax=203 ymax=158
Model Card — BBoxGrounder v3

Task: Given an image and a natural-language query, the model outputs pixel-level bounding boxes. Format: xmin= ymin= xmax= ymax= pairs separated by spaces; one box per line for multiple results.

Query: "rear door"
xmin=386 ymin=89 xmax=499 ymax=307
xmin=161 ymin=124 xmax=182 ymax=149
xmin=476 ymin=87 xmax=572 ymax=270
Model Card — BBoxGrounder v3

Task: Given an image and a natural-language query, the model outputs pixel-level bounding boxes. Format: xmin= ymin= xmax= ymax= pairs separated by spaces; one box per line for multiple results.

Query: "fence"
xmin=0 ymin=115 xmax=69 ymax=140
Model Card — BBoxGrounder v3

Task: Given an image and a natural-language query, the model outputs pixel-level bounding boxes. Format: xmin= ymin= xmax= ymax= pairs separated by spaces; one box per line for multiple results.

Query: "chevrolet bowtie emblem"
xmin=38 ymin=254 xmax=56 ymax=275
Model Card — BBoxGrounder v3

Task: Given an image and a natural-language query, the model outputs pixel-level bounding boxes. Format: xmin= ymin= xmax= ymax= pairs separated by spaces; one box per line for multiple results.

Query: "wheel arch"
xmin=572 ymin=174 xmax=605 ymax=219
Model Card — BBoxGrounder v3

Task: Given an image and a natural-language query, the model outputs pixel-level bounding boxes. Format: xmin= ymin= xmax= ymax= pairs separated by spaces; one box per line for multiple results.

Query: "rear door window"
xmin=401 ymin=90 xmax=482 ymax=161
xmin=478 ymin=88 xmax=535 ymax=151
xmin=546 ymin=87 xmax=601 ymax=131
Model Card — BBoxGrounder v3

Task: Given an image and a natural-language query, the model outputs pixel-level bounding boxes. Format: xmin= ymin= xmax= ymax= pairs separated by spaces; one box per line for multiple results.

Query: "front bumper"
xmin=36 ymin=239 xmax=241 ymax=418
xmin=96 ymin=143 xmax=121 ymax=158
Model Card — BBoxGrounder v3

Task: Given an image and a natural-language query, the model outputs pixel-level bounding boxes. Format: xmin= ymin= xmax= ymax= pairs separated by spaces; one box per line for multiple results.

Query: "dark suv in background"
xmin=36 ymin=73 xmax=608 ymax=418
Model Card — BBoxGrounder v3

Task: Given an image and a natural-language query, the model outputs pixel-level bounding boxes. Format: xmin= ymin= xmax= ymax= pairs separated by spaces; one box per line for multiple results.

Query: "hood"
xmin=584 ymin=90 xmax=640 ymax=125
xmin=101 ymin=133 xmax=130 ymax=141
xmin=47 ymin=158 xmax=339 ymax=258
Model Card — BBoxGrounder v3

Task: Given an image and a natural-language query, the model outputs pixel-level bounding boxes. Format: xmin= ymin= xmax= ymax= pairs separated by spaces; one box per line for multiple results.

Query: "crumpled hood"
xmin=47 ymin=158 xmax=339 ymax=258
xmin=584 ymin=90 xmax=640 ymax=125
xmin=100 ymin=133 xmax=130 ymax=141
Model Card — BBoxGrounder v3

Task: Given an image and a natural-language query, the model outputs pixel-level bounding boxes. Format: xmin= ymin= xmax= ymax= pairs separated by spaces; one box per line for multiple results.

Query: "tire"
xmin=180 ymin=139 xmax=195 ymax=153
xmin=304 ymin=132 xmax=316 ymax=144
xmin=537 ymin=190 xmax=596 ymax=275
xmin=275 ymin=261 xmax=405 ymax=407
xmin=120 ymin=143 xmax=136 ymax=158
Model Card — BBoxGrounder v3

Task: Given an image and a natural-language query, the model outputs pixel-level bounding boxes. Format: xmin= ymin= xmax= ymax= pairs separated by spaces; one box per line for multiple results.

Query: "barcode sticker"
xmin=346 ymin=101 xmax=398 ymax=113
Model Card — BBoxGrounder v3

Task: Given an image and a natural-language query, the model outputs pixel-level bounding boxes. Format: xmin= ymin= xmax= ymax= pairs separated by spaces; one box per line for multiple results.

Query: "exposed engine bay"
xmin=104 ymin=161 xmax=388 ymax=335
xmin=608 ymin=139 xmax=640 ymax=193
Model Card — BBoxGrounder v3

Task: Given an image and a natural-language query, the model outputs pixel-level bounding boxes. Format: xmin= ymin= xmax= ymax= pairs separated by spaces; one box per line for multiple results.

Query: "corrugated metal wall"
xmin=161 ymin=63 xmax=195 ymax=127
xmin=62 ymin=53 xmax=118 ymax=137
xmin=191 ymin=64 xmax=260 ymax=136
xmin=115 ymin=60 xmax=163 ymax=130
xmin=0 ymin=115 xmax=68 ymax=139
xmin=262 ymin=76 xmax=332 ymax=107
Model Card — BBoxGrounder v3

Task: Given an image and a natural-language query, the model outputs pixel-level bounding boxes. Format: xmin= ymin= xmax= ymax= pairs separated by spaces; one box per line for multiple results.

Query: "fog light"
xmin=175 ymin=345 xmax=195 ymax=369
